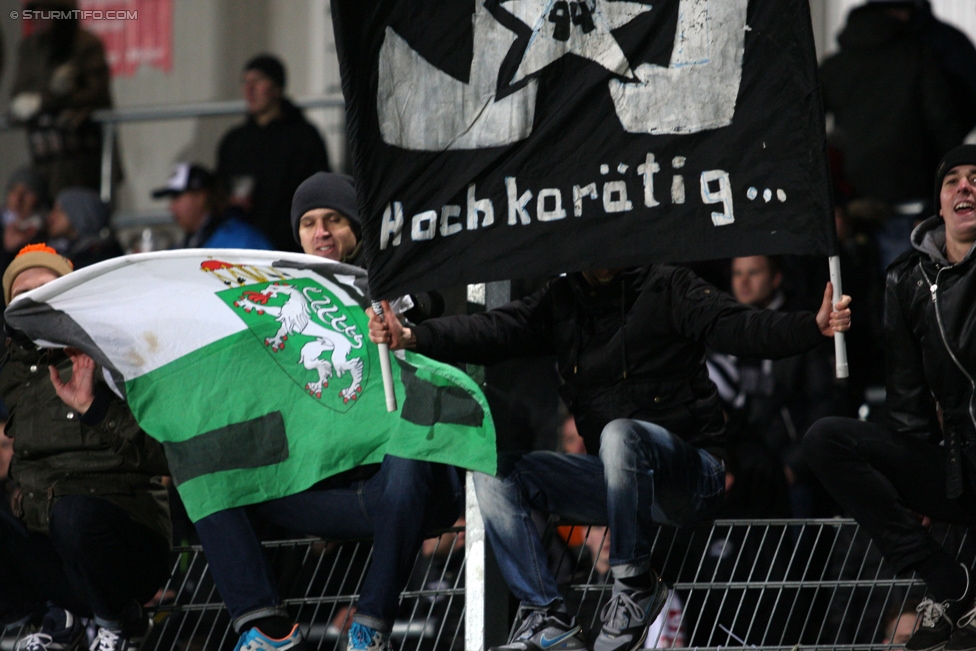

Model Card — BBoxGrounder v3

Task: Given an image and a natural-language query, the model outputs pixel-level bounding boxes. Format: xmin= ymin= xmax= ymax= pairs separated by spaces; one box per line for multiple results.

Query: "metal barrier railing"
xmin=0 ymin=96 xmax=346 ymax=205
xmin=90 ymin=96 xmax=345 ymax=204
xmin=547 ymin=518 xmax=951 ymax=650
xmin=1 ymin=512 xmax=958 ymax=651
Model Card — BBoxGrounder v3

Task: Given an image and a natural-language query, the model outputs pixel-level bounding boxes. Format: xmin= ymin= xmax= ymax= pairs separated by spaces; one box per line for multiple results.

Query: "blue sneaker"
xmin=347 ymin=622 xmax=391 ymax=651
xmin=233 ymin=625 xmax=304 ymax=651
xmin=489 ymin=609 xmax=585 ymax=651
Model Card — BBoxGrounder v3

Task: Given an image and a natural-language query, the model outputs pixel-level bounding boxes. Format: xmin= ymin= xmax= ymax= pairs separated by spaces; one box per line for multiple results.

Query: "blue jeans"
xmin=193 ymin=456 xmax=463 ymax=633
xmin=0 ymin=495 xmax=170 ymax=628
xmin=472 ymin=419 xmax=725 ymax=608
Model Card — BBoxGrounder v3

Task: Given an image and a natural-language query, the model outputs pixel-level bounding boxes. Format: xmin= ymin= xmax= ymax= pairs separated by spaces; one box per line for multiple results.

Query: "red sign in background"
xmin=21 ymin=0 xmax=173 ymax=78
xmin=81 ymin=0 xmax=172 ymax=77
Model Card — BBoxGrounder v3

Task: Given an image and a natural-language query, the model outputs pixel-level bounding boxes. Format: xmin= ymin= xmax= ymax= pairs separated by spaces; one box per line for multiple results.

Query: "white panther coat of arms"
xmin=232 ymin=281 xmax=365 ymax=403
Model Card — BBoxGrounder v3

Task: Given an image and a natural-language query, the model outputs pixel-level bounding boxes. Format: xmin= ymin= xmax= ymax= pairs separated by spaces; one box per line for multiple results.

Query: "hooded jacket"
xmin=885 ymin=216 xmax=976 ymax=497
xmin=411 ymin=266 xmax=826 ymax=458
xmin=50 ymin=187 xmax=123 ymax=268
xmin=217 ymin=98 xmax=331 ymax=252
xmin=820 ymin=4 xmax=968 ymax=206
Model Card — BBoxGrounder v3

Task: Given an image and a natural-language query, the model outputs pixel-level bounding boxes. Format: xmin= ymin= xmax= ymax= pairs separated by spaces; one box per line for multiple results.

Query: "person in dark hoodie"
xmin=216 ymin=54 xmax=331 ymax=252
xmin=805 ymin=144 xmax=976 ymax=651
xmin=819 ymin=0 xmax=971 ymax=271
xmin=369 ymin=268 xmax=851 ymax=651
xmin=45 ymin=187 xmax=123 ymax=268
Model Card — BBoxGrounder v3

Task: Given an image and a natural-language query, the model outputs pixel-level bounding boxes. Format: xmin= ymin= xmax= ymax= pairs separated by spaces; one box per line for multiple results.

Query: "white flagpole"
xmin=371 ymin=300 xmax=398 ymax=412
xmin=829 ymin=255 xmax=849 ymax=379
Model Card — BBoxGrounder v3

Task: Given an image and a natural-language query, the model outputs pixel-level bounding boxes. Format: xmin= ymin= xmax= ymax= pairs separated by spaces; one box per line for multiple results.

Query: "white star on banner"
xmin=500 ymin=0 xmax=654 ymax=84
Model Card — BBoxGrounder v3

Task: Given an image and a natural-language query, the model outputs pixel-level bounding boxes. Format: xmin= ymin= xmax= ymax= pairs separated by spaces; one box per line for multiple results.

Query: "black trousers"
xmin=805 ymin=417 xmax=976 ymax=574
xmin=0 ymin=494 xmax=170 ymax=627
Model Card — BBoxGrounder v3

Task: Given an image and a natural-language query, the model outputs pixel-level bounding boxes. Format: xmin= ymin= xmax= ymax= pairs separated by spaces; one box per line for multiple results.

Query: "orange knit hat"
xmin=2 ymin=243 xmax=74 ymax=304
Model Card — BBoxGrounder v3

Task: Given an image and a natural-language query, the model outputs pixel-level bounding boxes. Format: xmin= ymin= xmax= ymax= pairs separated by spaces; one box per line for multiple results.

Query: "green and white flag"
xmin=4 ymin=249 xmax=496 ymax=521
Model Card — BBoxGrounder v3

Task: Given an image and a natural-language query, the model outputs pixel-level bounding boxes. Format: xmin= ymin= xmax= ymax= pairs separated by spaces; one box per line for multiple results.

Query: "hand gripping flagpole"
xmin=829 ymin=255 xmax=849 ymax=379
xmin=371 ymin=300 xmax=398 ymax=412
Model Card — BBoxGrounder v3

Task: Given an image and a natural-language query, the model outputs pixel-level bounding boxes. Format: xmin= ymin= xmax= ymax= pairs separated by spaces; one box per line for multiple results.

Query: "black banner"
xmin=332 ymin=0 xmax=835 ymax=299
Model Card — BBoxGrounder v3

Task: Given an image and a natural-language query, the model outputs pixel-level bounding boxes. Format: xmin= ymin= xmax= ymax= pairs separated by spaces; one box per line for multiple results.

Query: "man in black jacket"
xmin=216 ymin=54 xmax=331 ymax=252
xmin=805 ymin=144 xmax=976 ymax=651
xmin=370 ymin=266 xmax=850 ymax=651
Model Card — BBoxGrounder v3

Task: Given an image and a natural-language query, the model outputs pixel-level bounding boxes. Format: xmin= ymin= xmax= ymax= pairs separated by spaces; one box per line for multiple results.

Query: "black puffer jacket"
xmin=885 ymin=216 xmax=976 ymax=497
xmin=0 ymin=333 xmax=171 ymax=537
xmin=412 ymin=266 xmax=825 ymax=457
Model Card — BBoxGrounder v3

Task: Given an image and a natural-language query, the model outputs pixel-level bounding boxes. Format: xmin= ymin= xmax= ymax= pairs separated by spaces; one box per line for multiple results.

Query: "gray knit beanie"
xmin=290 ymin=172 xmax=360 ymax=244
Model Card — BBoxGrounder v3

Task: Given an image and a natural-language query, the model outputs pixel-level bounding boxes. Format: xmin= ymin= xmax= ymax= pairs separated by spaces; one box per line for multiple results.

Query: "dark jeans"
xmin=804 ymin=417 xmax=976 ymax=573
xmin=192 ymin=456 xmax=463 ymax=632
xmin=0 ymin=494 xmax=171 ymax=628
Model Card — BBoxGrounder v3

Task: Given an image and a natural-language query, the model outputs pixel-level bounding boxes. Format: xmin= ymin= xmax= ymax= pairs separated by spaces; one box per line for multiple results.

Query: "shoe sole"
xmin=908 ymin=642 xmax=949 ymax=651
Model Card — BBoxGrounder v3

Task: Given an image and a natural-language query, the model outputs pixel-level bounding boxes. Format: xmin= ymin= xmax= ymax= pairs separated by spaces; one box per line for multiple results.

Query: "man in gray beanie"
xmin=290 ymin=172 xmax=361 ymax=264
xmin=188 ymin=171 xmax=456 ymax=651
xmin=806 ymin=143 xmax=976 ymax=651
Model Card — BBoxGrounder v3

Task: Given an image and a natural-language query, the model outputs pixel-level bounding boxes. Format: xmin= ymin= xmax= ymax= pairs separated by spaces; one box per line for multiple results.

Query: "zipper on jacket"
xmin=920 ymin=262 xmax=976 ymax=433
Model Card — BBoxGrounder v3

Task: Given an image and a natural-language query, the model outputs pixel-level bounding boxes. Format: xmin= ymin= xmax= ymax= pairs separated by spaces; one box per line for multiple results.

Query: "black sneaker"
xmin=489 ymin=609 xmax=586 ymax=651
xmin=593 ymin=573 xmax=668 ymax=651
xmin=15 ymin=609 xmax=83 ymax=651
xmin=90 ymin=616 xmax=153 ymax=651
xmin=947 ymin=601 xmax=976 ymax=651
xmin=906 ymin=598 xmax=955 ymax=651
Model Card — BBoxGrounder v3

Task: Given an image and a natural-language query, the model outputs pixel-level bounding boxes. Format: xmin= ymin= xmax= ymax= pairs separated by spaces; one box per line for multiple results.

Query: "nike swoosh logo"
xmin=539 ymin=629 xmax=580 ymax=649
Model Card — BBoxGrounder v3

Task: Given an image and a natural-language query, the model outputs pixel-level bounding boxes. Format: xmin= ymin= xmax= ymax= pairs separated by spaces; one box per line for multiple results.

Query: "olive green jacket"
xmin=0 ymin=334 xmax=170 ymax=539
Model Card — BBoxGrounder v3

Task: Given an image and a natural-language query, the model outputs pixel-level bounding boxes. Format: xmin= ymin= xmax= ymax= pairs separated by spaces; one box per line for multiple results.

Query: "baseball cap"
xmin=151 ymin=163 xmax=215 ymax=199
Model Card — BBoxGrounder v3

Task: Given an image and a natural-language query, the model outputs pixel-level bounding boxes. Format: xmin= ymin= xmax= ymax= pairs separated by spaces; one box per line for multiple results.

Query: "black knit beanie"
xmin=290 ymin=172 xmax=361 ymax=244
xmin=244 ymin=54 xmax=286 ymax=90
xmin=934 ymin=144 xmax=976 ymax=215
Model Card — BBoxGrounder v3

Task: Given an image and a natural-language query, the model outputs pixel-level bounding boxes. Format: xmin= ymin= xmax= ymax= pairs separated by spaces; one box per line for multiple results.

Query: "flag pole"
xmin=829 ymin=255 xmax=849 ymax=379
xmin=371 ymin=300 xmax=398 ymax=412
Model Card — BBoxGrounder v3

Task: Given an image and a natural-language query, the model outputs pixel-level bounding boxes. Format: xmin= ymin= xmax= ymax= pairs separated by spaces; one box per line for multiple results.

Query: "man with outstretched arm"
xmin=370 ymin=264 xmax=850 ymax=651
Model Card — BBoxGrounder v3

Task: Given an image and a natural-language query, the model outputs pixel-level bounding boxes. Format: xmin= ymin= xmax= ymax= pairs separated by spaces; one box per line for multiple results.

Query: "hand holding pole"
xmin=370 ymin=300 xmax=398 ymax=412
xmin=829 ymin=255 xmax=849 ymax=379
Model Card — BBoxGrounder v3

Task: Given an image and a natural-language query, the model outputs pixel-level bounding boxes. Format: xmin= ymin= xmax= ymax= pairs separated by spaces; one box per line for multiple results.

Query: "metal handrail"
xmin=89 ymin=95 xmax=345 ymax=123
xmin=0 ymin=94 xmax=345 ymax=204
xmin=92 ymin=94 xmax=345 ymax=203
